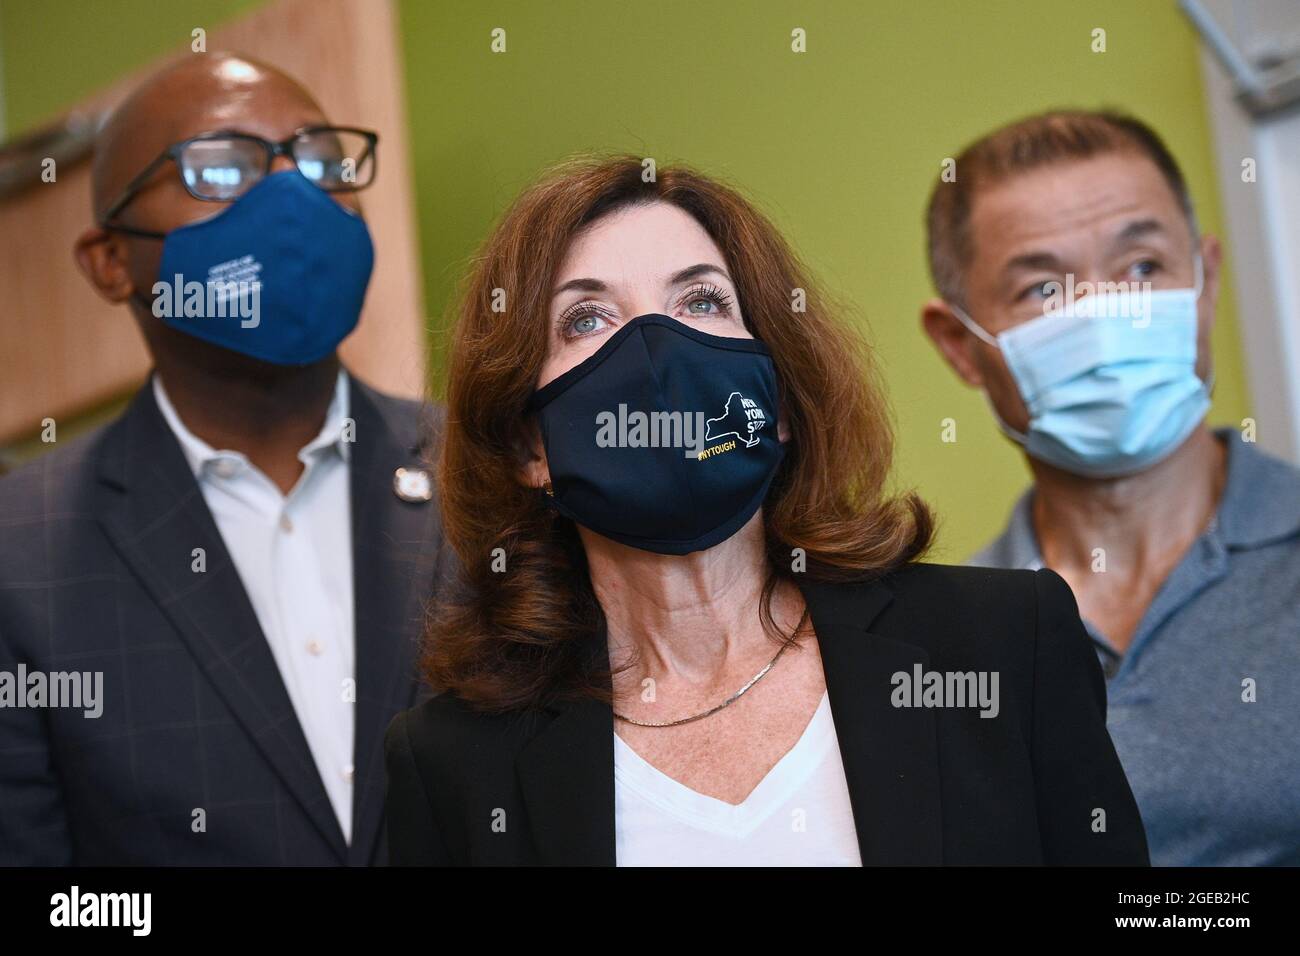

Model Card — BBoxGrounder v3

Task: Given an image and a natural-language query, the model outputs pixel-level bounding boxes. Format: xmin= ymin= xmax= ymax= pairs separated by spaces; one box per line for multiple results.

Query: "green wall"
xmin=0 ymin=0 xmax=262 ymax=132
xmin=1 ymin=0 xmax=1250 ymax=559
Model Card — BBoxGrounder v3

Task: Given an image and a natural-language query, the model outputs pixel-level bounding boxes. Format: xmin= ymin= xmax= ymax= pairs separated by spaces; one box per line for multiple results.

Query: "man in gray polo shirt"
xmin=919 ymin=109 xmax=1300 ymax=866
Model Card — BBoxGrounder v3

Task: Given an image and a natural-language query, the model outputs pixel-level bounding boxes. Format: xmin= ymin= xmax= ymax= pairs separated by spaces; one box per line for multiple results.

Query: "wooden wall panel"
xmin=0 ymin=0 xmax=426 ymax=445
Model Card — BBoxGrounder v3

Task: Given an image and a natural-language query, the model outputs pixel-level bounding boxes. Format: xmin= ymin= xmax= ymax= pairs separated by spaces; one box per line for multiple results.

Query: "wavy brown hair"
xmin=425 ymin=155 xmax=932 ymax=712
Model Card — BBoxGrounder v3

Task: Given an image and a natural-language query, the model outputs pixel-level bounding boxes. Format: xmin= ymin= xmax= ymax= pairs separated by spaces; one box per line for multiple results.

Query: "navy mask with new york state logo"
xmin=527 ymin=314 xmax=785 ymax=555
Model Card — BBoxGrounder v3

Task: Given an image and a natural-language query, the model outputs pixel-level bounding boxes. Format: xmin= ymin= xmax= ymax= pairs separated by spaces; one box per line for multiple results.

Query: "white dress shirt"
xmin=153 ymin=371 xmax=356 ymax=843
xmin=613 ymin=692 xmax=862 ymax=866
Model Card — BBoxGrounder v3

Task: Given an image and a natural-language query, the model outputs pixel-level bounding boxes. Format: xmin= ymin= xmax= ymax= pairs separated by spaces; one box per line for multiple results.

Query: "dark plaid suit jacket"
xmin=0 ymin=374 xmax=449 ymax=865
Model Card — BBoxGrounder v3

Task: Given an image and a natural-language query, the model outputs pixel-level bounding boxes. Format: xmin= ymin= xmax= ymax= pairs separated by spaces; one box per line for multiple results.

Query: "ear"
xmin=514 ymin=417 xmax=551 ymax=491
xmin=921 ymin=297 xmax=986 ymax=389
xmin=1194 ymin=233 xmax=1223 ymax=384
xmin=74 ymin=227 xmax=136 ymax=304
xmin=1198 ymin=233 xmax=1223 ymax=329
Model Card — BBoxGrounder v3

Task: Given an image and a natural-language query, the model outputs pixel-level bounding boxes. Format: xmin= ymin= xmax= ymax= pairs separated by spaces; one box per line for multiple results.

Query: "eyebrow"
xmin=1108 ymin=218 xmax=1167 ymax=249
xmin=1000 ymin=219 xmax=1172 ymax=277
xmin=669 ymin=263 xmax=732 ymax=285
xmin=1001 ymin=251 xmax=1062 ymax=275
xmin=551 ymin=262 xmax=733 ymax=297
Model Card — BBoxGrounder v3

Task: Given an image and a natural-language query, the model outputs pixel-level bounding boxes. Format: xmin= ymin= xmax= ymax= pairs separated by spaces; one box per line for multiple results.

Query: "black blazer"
xmin=0 ymin=375 xmax=450 ymax=865
xmin=385 ymin=563 xmax=1149 ymax=865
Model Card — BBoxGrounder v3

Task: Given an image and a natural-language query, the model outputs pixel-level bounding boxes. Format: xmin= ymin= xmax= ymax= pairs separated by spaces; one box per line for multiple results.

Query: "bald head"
xmin=92 ymin=52 xmax=328 ymax=221
xmin=75 ymin=50 xmax=367 ymax=376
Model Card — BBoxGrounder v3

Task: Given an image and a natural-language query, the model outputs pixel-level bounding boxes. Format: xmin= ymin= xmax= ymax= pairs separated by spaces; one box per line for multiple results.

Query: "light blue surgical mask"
xmin=951 ymin=258 xmax=1211 ymax=478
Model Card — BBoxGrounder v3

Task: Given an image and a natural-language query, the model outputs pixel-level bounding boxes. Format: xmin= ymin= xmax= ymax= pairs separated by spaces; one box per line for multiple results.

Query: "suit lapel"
xmin=515 ymin=693 xmax=617 ymax=866
xmin=346 ymin=381 xmax=447 ymax=865
xmin=513 ymin=625 xmax=616 ymax=865
xmin=94 ymin=384 xmax=347 ymax=859
xmin=800 ymin=577 xmax=944 ymax=865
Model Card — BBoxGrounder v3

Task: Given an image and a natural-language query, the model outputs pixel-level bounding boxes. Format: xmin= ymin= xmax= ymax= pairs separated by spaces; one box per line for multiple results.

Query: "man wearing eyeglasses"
xmin=0 ymin=52 xmax=450 ymax=865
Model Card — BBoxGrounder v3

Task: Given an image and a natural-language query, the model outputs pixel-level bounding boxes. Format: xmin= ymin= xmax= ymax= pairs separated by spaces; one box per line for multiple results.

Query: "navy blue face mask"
xmin=528 ymin=314 xmax=786 ymax=555
xmin=146 ymin=170 xmax=374 ymax=366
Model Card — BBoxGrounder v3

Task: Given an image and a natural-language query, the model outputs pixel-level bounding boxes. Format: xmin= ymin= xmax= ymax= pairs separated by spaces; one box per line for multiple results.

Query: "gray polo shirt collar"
xmin=1213 ymin=431 xmax=1300 ymax=550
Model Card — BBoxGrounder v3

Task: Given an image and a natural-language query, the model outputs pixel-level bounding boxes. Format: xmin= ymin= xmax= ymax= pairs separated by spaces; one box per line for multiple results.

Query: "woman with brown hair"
xmin=384 ymin=156 xmax=1149 ymax=866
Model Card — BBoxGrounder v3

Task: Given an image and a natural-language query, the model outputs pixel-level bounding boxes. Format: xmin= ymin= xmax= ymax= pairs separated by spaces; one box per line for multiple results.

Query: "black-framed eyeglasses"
xmin=99 ymin=125 xmax=379 ymax=239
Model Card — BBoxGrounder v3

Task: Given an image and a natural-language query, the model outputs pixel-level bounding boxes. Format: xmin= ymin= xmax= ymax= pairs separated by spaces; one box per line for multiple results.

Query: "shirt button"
xmin=342 ymin=764 xmax=354 ymax=783
xmin=279 ymin=514 xmax=293 ymax=533
xmin=212 ymin=458 xmax=239 ymax=479
xmin=306 ymin=639 xmax=323 ymax=656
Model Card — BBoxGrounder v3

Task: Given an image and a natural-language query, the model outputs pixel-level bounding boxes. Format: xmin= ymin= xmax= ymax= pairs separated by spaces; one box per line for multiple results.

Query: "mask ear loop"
xmin=947 ymin=302 xmax=1031 ymax=447
xmin=949 ymin=301 xmax=1000 ymax=348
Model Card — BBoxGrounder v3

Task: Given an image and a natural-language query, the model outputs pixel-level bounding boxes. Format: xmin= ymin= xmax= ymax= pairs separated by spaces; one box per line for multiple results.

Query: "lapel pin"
xmin=393 ymin=467 xmax=433 ymax=503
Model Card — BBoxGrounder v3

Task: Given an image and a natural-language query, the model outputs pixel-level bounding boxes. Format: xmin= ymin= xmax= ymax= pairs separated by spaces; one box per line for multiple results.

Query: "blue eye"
xmin=557 ymin=306 xmax=611 ymax=340
xmin=679 ymin=283 xmax=733 ymax=317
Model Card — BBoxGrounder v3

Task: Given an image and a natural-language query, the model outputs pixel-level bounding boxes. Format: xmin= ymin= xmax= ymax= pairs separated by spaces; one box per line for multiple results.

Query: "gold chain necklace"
xmin=613 ymin=639 xmax=793 ymax=728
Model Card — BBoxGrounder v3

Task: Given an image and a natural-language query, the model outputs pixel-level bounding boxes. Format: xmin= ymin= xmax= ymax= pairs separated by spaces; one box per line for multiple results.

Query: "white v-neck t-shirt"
xmin=613 ymin=692 xmax=862 ymax=866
